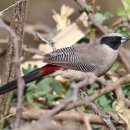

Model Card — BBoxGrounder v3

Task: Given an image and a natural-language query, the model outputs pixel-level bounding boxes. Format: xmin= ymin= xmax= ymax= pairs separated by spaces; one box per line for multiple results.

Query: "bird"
xmin=0 ymin=33 xmax=129 ymax=95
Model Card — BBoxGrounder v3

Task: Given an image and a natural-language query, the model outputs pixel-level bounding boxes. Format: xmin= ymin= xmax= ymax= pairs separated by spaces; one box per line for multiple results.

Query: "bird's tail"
xmin=0 ymin=64 xmax=65 ymax=95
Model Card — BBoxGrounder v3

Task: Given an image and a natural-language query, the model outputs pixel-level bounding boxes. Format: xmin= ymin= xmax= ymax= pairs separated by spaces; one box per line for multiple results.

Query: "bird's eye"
xmin=113 ymin=37 xmax=121 ymax=43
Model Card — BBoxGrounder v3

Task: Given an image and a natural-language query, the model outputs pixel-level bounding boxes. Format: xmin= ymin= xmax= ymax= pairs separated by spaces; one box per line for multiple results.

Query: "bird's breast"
xmin=95 ymin=45 xmax=119 ymax=76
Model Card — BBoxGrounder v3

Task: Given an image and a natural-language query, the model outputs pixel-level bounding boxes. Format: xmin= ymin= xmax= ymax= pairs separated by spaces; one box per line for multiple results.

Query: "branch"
xmin=9 ymin=107 xmax=125 ymax=125
xmin=0 ymin=17 xmax=17 ymax=130
xmin=22 ymin=45 xmax=45 ymax=56
xmin=0 ymin=0 xmax=23 ymax=16
xmin=70 ymin=73 xmax=116 ymax=130
xmin=119 ymin=49 xmax=130 ymax=72
xmin=11 ymin=0 xmax=27 ymax=130
xmin=90 ymin=74 xmax=130 ymax=101
xmin=74 ymin=0 xmax=111 ymax=34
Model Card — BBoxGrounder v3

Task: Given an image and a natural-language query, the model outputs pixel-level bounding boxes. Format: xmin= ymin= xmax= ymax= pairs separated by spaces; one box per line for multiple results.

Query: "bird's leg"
xmin=36 ymin=32 xmax=57 ymax=51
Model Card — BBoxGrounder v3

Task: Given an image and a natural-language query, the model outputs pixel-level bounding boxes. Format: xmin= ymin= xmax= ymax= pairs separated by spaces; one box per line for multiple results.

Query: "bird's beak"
xmin=121 ymin=36 xmax=130 ymax=44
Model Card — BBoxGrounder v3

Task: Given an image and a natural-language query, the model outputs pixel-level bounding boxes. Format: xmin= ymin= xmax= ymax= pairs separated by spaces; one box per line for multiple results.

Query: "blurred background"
xmin=0 ymin=1 xmax=130 ymax=130
xmin=0 ymin=0 xmax=123 ymax=26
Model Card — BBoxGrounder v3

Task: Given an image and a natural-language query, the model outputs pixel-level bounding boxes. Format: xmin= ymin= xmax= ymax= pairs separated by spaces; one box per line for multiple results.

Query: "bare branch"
xmin=36 ymin=32 xmax=56 ymax=51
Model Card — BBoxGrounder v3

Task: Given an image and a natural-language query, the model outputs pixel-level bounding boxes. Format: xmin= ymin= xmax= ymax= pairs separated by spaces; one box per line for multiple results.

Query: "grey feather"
xmin=44 ymin=45 xmax=98 ymax=73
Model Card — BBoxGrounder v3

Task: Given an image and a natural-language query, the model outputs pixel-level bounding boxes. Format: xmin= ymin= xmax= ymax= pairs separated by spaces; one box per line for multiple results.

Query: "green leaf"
xmin=45 ymin=94 xmax=53 ymax=101
xmin=87 ymin=83 xmax=100 ymax=95
xmin=37 ymin=78 xmax=63 ymax=96
xmin=117 ymin=6 xmax=130 ymax=17
xmin=124 ymin=0 xmax=130 ymax=6
xmin=95 ymin=94 xmax=113 ymax=112
xmin=97 ymin=95 xmax=109 ymax=107
xmin=33 ymin=91 xmax=46 ymax=98
xmin=87 ymin=87 xmax=94 ymax=95
xmin=53 ymin=96 xmax=62 ymax=101
xmin=117 ymin=28 xmax=130 ymax=37
xmin=117 ymin=8 xmax=127 ymax=16
xmin=34 ymin=102 xmax=45 ymax=108
xmin=3 ymin=127 xmax=9 ymax=130
xmin=110 ymin=62 xmax=119 ymax=72
xmin=94 ymin=13 xmax=106 ymax=24
xmin=104 ymin=12 xmax=113 ymax=19
xmin=92 ymin=125 xmax=102 ymax=130
xmin=85 ymin=5 xmax=91 ymax=12
xmin=65 ymin=89 xmax=72 ymax=99
xmin=123 ymin=84 xmax=130 ymax=98
xmin=37 ymin=78 xmax=51 ymax=94
xmin=80 ymin=105 xmax=86 ymax=112
xmin=26 ymin=93 xmax=33 ymax=103
xmin=25 ymin=78 xmax=53 ymax=103
xmin=118 ymin=0 xmax=130 ymax=16
xmin=22 ymin=64 xmax=38 ymax=74
xmin=51 ymin=79 xmax=63 ymax=96
xmin=26 ymin=82 xmax=39 ymax=103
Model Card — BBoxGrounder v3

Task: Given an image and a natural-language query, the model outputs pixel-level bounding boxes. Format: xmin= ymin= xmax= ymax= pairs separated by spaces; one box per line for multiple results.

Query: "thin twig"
xmin=85 ymin=100 xmax=116 ymax=130
xmin=74 ymin=0 xmax=110 ymax=34
xmin=65 ymin=74 xmax=130 ymax=112
xmin=22 ymin=45 xmax=45 ymax=56
xmin=36 ymin=32 xmax=56 ymax=51
xmin=119 ymin=49 xmax=130 ymax=73
xmin=70 ymin=72 xmax=116 ymax=130
xmin=90 ymin=74 xmax=130 ymax=101
xmin=0 ymin=0 xmax=23 ymax=16
xmin=40 ymin=98 xmax=73 ymax=120
xmin=9 ymin=107 xmax=125 ymax=125
xmin=0 ymin=18 xmax=16 ymax=37
xmin=82 ymin=113 xmax=93 ymax=130
xmin=0 ymin=38 xmax=45 ymax=57
xmin=13 ymin=37 xmax=25 ymax=130
xmin=10 ymin=0 xmax=27 ymax=129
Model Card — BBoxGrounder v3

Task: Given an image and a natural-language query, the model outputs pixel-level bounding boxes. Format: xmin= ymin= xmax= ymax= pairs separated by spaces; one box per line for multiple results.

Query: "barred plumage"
xmin=44 ymin=45 xmax=97 ymax=73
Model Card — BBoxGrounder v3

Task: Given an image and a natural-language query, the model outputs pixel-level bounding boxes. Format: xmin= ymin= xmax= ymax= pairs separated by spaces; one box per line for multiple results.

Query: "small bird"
xmin=0 ymin=33 xmax=129 ymax=95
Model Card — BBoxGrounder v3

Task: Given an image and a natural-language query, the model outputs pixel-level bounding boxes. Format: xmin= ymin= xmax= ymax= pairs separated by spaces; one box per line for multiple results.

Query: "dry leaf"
xmin=52 ymin=4 xmax=74 ymax=31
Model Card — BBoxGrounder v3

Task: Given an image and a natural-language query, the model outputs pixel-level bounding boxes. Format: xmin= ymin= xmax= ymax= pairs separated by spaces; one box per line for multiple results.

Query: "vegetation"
xmin=0 ymin=0 xmax=130 ymax=130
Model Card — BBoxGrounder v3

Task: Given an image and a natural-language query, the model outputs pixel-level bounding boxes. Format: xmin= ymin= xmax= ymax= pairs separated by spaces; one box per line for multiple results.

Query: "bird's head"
xmin=100 ymin=33 xmax=130 ymax=50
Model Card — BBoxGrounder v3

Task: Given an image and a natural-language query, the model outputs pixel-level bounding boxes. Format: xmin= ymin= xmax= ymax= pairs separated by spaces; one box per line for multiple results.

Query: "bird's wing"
xmin=44 ymin=45 xmax=96 ymax=72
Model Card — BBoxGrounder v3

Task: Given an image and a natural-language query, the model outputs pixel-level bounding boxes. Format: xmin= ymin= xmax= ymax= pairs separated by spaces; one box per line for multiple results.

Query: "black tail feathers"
xmin=0 ymin=68 xmax=42 ymax=95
